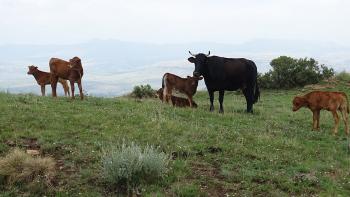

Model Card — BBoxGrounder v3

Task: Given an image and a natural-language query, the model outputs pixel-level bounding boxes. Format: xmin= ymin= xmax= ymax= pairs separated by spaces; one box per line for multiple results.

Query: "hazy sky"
xmin=1 ymin=0 xmax=349 ymax=45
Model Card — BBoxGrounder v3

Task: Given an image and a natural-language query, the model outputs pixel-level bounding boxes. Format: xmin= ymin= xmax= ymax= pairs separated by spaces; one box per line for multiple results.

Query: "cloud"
xmin=0 ymin=0 xmax=349 ymax=45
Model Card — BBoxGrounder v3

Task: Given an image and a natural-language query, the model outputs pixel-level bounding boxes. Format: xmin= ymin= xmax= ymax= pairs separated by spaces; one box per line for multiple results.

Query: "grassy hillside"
xmin=0 ymin=84 xmax=349 ymax=196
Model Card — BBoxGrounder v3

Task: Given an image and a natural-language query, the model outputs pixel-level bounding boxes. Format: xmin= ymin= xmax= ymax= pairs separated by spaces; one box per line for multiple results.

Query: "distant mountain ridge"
xmin=0 ymin=39 xmax=349 ymax=96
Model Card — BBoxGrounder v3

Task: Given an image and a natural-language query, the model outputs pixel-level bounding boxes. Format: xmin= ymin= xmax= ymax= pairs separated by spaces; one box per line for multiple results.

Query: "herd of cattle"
xmin=27 ymin=51 xmax=349 ymax=135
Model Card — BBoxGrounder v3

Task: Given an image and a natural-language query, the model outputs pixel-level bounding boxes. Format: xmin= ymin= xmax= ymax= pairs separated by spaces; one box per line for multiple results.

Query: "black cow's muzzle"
xmin=193 ymin=72 xmax=201 ymax=77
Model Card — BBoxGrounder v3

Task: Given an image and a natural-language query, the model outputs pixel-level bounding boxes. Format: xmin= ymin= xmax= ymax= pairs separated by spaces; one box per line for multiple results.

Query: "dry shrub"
xmin=0 ymin=148 xmax=56 ymax=187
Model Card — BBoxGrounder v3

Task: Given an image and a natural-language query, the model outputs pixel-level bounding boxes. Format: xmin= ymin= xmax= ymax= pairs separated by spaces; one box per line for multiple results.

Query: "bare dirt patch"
xmin=171 ymin=146 xmax=223 ymax=160
xmin=207 ymin=146 xmax=223 ymax=154
xmin=323 ymin=169 xmax=345 ymax=181
xmin=5 ymin=137 xmax=41 ymax=156
xmin=189 ymin=161 xmax=236 ymax=196
xmin=293 ymin=171 xmax=319 ymax=186
xmin=5 ymin=137 xmax=40 ymax=150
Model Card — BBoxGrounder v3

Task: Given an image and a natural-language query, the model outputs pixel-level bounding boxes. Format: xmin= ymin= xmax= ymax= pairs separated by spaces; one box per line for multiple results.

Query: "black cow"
xmin=188 ymin=51 xmax=260 ymax=113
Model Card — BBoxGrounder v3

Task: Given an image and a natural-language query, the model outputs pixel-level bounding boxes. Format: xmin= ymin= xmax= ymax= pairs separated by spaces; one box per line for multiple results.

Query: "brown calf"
xmin=49 ymin=57 xmax=84 ymax=100
xmin=162 ymin=73 xmax=202 ymax=108
xmin=27 ymin=65 xmax=70 ymax=96
xmin=292 ymin=91 xmax=349 ymax=135
xmin=156 ymin=88 xmax=197 ymax=108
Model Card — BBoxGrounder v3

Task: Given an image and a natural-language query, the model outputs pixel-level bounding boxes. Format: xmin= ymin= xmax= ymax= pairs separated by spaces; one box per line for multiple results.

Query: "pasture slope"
xmin=0 ymin=84 xmax=349 ymax=196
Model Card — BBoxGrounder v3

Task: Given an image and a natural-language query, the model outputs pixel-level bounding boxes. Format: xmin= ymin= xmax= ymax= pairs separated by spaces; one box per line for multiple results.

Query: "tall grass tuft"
xmin=101 ymin=142 xmax=169 ymax=195
xmin=0 ymin=148 xmax=56 ymax=188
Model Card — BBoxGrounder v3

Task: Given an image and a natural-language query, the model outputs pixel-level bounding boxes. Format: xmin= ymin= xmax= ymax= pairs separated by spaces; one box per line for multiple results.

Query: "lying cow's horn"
xmin=206 ymin=51 xmax=210 ymax=56
xmin=189 ymin=51 xmax=196 ymax=57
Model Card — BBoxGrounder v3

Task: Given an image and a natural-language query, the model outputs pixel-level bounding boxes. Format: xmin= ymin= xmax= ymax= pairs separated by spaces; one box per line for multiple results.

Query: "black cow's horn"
xmin=206 ymin=51 xmax=210 ymax=56
xmin=189 ymin=51 xmax=196 ymax=57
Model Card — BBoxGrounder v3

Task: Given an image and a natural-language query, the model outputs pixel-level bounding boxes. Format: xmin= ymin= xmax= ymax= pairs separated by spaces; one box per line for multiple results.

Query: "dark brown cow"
xmin=292 ymin=91 xmax=349 ymax=135
xmin=27 ymin=65 xmax=70 ymax=96
xmin=156 ymin=88 xmax=197 ymax=108
xmin=50 ymin=57 xmax=84 ymax=100
xmin=162 ymin=73 xmax=202 ymax=108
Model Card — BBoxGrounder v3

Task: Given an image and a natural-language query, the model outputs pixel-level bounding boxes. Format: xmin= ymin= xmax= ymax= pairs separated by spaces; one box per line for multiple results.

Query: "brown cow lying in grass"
xmin=49 ymin=57 xmax=84 ymax=100
xmin=27 ymin=65 xmax=70 ymax=96
xmin=156 ymin=88 xmax=197 ymax=108
xmin=162 ymin=73 xmax=202 ymax=108
xmin=292 ymin=91 xmax=349 ymax=135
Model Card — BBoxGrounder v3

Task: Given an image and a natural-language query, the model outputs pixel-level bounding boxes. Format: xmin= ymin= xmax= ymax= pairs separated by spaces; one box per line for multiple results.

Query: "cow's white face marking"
xmin=68 ymin=64 xmax=73 ymax=68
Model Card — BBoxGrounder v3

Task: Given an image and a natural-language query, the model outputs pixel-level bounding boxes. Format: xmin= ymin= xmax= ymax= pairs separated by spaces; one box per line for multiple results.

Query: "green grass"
xmin=0 ymin=85 xmax=349 ymax=196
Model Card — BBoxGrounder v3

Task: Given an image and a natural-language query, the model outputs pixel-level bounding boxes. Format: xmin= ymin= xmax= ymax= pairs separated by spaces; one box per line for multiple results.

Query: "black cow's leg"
xmin=247 ymin=94 xmax=254 ymax=113
xmin=208 ymin=90 xmax=214 ymax=112
xmin=243 ymin=88 xmax=254 ymax=113
xmin=219 ymin=90 xmax=225 ymax=113
xmin=247 ymin=101 xmax=253 ymax=113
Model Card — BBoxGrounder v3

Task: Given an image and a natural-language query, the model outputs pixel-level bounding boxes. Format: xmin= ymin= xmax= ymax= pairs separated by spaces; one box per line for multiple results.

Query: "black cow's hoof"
xmin=209 ymin=106 xmax=214 ymax=112
xmin=219 ymin=109 xmax=224 ymax=114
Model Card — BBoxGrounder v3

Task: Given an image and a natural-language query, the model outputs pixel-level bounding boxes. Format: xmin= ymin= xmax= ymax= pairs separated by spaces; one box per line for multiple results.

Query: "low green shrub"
xmin=131 ymin=84 xmax=155 ymax=99
xmin=101 ymin=142 xmax=169 ymax=195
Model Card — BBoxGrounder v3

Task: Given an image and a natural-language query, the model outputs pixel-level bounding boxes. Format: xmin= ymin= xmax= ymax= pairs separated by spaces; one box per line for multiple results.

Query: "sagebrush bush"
xmin=0 ymin=148 xmax=56 ymax=187
xmin=131 ymin=84 xmax=155 ymax=99
xmin=336 ymin=71 xmax=350 ymax=82
xmin=102 ymin=142 xmax=169 ymax=194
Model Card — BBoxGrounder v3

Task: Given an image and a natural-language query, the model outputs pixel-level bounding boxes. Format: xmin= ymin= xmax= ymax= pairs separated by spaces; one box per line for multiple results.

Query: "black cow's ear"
xmin=188 ymin=57 xmax=195 ymax=63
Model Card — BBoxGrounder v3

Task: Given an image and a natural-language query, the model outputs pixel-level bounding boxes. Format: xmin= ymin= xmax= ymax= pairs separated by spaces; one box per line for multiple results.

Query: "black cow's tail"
xmin=249 ymin=60 xmax=260 ymax=104
xmin=253 ymin=80 xmax=260 ymax=104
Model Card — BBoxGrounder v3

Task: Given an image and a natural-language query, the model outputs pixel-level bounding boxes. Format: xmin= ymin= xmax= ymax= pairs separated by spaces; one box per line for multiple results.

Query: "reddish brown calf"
xmin=162 ymin=73 xmax=202 ymax=108
xmin=156 ymin=88 xmax=197 ymax=108
xmin=50 ymin=57 xmax=84 ymax=100
xmin=27 ymin=65 xmax=70 ymax=96
xmin=292 ymin=91 xmax=349 ymax=135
